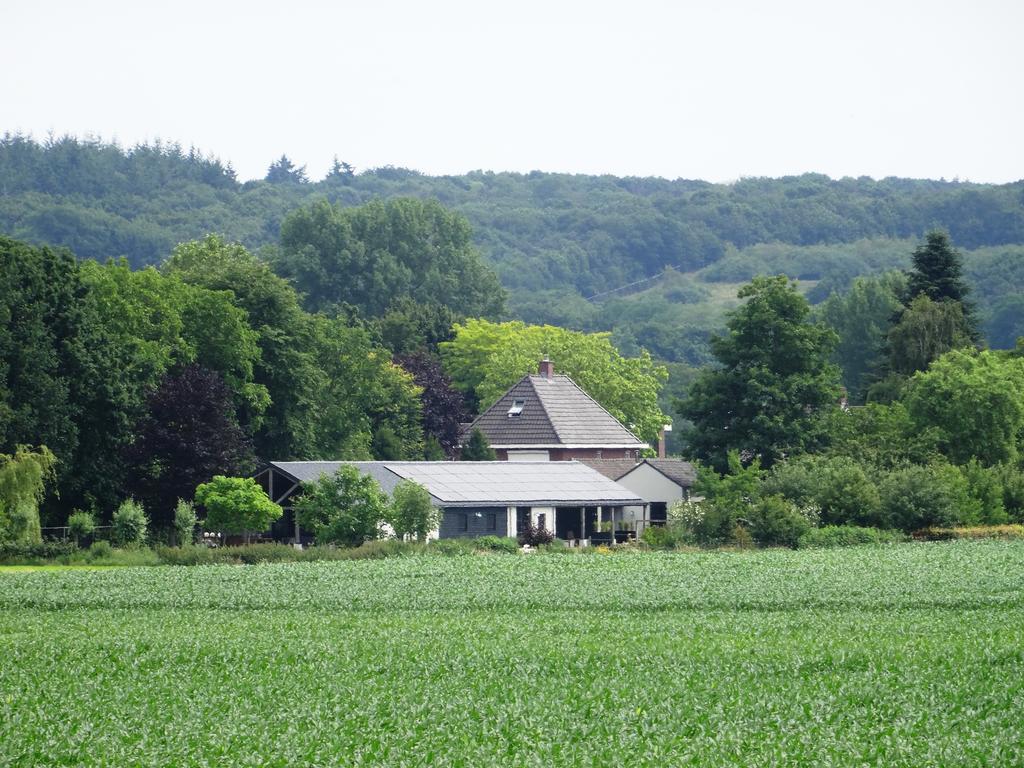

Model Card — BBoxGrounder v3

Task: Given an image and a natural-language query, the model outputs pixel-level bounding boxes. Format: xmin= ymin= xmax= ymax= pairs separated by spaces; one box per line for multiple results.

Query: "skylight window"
xmin=507 ymin=399 xmax=525 ymax=417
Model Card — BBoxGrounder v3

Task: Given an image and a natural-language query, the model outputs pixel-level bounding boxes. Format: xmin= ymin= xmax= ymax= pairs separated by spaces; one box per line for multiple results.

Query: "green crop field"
xmin=2 ymin=542 xmax=1023 ymax=767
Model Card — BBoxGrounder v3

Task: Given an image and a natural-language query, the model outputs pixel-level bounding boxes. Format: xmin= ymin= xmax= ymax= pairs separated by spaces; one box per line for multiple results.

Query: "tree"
xmin=173 ymin=499 xmax=197 ymax=546
xmin=887 ymin=295 xmax=974 ymax=376
xmin=0 ymin=445 xmax=57 ymax=544
xmin=905 ymin=231 xmax=976 ymax=325
xmin=67 ymin=510 xmax=95 ymax=546
xmin=440 ymin=319 xmax=668 ymax=442
xmin=264 ymin=154 xmax=308 ymax=184
xmin=111 ymin=499 xmax=148 ymax=547
xmin=903 ymin=349 xmax=1024 ymax=466
xmin=388 ymin=480 xmax=440 ymax=542
xmin=461 ymin=428 xmax=496 ymax=461
xmin=395 ymin=352 xmax=468 ymax=458
xmin=194 ymin=476 xmax=282 ymax=542
xmin=677 ymin=276 xmax=841 ymax=470
xmin=275 ymin=198 xmax=506 ymax=319
xmin=293 ymin=466 xmax=388 ymax=547
xmin=816 ymin=272 xmax=905 ymax=402
xmin=127 ymin=365 xmax=255 ymax=529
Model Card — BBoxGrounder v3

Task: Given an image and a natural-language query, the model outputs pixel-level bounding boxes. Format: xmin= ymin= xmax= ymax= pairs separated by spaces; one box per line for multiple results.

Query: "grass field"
xmin=2 ymin=542 xmax=1023 ymax=766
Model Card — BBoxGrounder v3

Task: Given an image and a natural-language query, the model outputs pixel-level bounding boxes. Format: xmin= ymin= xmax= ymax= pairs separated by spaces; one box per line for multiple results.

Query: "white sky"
xmin=2 ymin=0 xmax=1022 ymax=183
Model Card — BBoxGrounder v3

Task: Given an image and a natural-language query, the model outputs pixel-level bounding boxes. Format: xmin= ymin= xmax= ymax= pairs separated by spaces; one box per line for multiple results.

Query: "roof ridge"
xmin=531 ymin=372 xmax=645 ymax=445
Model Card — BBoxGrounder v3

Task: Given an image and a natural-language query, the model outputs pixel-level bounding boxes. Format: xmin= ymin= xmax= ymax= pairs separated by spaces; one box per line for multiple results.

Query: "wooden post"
xmin=579 ymin=507 xmax=585 ymax=546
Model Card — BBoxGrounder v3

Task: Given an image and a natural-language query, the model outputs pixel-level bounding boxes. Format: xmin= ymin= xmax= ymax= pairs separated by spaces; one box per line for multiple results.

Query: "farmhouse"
xmin=464 ymin=359 xmax=648 ymax=461
xmin=256 ymin=460 xmax=643 ymax=544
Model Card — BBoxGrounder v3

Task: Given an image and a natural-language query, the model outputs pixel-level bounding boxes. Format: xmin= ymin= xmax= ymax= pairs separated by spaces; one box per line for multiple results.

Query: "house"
xmin=464 ymin=359 xmax=648 ymax=461
xmin=255 ymin=460 xmax=644 ymax=543
xmin=581 ymin=458 xmax=696 ymax=528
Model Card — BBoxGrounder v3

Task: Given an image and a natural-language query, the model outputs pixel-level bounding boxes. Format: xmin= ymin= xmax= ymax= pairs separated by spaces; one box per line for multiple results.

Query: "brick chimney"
xmin=538 ymin=357 xmax=554 ymax=378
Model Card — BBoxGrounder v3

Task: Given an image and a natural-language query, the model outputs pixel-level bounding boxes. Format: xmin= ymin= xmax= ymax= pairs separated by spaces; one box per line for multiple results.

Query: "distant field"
xmin=2 ymin=543 xmax=1023 ymax=766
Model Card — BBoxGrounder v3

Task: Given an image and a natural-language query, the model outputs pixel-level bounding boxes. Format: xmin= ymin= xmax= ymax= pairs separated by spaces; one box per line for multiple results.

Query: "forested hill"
xmin=3 ymin=133 xmax=1024 ymax=361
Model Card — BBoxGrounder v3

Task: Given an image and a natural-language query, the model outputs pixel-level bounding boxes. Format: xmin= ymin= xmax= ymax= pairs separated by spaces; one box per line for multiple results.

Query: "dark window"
xmin=460 ymin=513 xmax=468 ymax=532
xmin=487 ymin=513 xmax=497 ymax=531
xmin=537 ymin=512 xmax=546 ymax=530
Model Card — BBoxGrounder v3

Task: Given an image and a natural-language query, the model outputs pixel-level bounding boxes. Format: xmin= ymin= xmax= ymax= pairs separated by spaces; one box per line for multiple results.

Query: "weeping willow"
xmin=0 ymin=445 xmax=57 ymax=545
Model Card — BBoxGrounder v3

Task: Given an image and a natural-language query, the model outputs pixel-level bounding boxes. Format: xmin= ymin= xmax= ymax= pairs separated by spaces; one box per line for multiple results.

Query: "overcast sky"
xmin=3 ymin=0 xmax=1022 ymax=183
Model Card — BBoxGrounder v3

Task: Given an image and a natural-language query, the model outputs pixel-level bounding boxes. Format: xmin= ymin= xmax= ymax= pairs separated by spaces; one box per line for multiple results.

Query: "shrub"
xmin=878 ymin=464 xmax=963 ymax=532
xmin=690 ymin=501 xmax=738 ymax=547
xmin=388 ymin=480 xmax=440 ymax=542
xmin=798 ymin=525 xmax=908 ymax=549
xmin=747 ymin=496 xmax=811 ymax=548
xmin=473 ymin=536 xmax=519 ymax=554
xmin=959 ymin=460 xmax=1009 ymax=525
xmin=196 ymin=476 xmax=282 ymax=542
xmin=640 ymin=523 xmax=691 ymax=550
xmin=915 ymin=524 xmax=1024 ymax=541
xmin=0 ymin=540 xmax=76 ymax=564
xmin=764 ymin=456 xmax=882 ymax=527
xmin=431 ymin=538 xmax=476 ymax=556
xmin=173 ymin=500 xmax=198 ymax=546
xmin=112 ymin=500 xmax=148 ymax=547
xmin=87 ymin=540 xmax=114 ymax=560
xmin=67 ymin=511 xmax=96 ymax=545
xmin=994 ymin=463 xmax=1024 ymax=522
xmin=518 ymin=524 xmax=555 ymax=548
xmin=293 ymin=466 xmax=387 ymax=547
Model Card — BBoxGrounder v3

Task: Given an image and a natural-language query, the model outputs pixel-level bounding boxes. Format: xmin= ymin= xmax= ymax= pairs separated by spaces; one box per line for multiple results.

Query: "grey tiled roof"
xmin=580 ymin=458 xmax=697 ymax=488
xmin=267 ymin=460 xmax=642 ymax=507
xmin=469 ymin=374 xmax=646 ymax=448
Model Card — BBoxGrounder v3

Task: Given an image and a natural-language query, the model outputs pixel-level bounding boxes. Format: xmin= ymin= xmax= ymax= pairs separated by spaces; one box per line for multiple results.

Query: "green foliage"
xmin=388 ymin=480 xmax=440 ymax=543
xmin=194 ymin=476 xmax=282 ymax=539
xmin=87 ymin=540 xmax=113 ymax=560
xmin=293 ymin=466 xmax=388 ymax=547
xmin=111 ymin=499 xmax=148 ymax=548
xmin=173 ymin=500 xmax=197 ymax=547
xmin=442 ymin=319 xmax=668 ymax=442
xmin=822 ymin=401 xmax=942 ymax=469
xmin=877 ymin=464 xmax=964 ymax=531
xmin=639 ymin=523 xmax=692 ymax=550
xmin=460 ymin=428 xmax=496 ymax=461
xmin=959 ymin=461 xmax=1009 ymax=526
xmin=67 ymin=510 xmax=95 ymax=544
xmin=816 ymin=272 xmax=905 ymax=401
xmin=904 ymin=349 xmax=1024 ymax=466
xmin=472 ymin=536 xmax=519 ymax=554
xmin=888 ymin=295 xmax=974 ymax=376
xmin=0 ymin=445 xmax=57 ymax=545
xmin=747 ymin=496 xmax=812 ymax=548
xmin=679 ymin=276 xmax=841 ymax=469
xmin=904 ymin=230 xmax=979 ymax=339
xmin=763 ymin=455 xmax=883 ymax=528
xmin=277 ymin=198 xmax=506 ymax=319
xmin=797 ymin=525 xmax=908 ymax=548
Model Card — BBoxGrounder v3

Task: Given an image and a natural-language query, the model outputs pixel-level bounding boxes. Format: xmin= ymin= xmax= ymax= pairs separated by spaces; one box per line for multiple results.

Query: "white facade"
xmin=507 ymin=450 xmax=551 ymax=462
xmin=616 ymin=463 xmax=688 ymax=524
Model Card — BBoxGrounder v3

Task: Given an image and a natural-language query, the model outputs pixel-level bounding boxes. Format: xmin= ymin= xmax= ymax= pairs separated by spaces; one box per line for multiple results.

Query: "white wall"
xmin=530 ymin=506 xmax=556 ymax=534
xmin=616 ymin=464 xmax=686 ymax=505
xmin=507 ymin=450 xmax=550 ymax=461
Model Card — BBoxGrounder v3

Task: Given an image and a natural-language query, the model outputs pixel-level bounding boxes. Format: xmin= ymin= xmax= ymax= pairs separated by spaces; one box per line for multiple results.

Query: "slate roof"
xmin=266 ymin=460 xmax=643 ymax=508
xmin=468 ymin=374 xmax=646 ymax=448
xmin=580 ymin=458 xmax=697 ymax=488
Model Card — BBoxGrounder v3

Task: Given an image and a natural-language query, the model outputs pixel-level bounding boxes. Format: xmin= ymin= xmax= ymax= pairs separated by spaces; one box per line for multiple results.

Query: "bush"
xmin=640 ymin=523 xmax=691 ymax=550
xmin=173 ymin=500 xmax=198 ymax=546
xmin=994 ymin=464 xmax=1024 ymax=522
xmin=798 ymin=525 xmax=908 ymax=549
xmin=764 ymin=456 xmax=882 ymax=527
xmin=747 ymin=496 xmax=811 ymax=548
xmin=473 ymin=536 xmax=519 ymax=554
xmin=430 ymin=538 xmax=476 ymax=556
xmin=518 ymin=524 xmax=555 ymax=547
xmin=293 ymin=466 xmax=386 ymax=547
xmin=915 ymin=524 xmax=1024 ymax=541
xmin=87 ymin=540 xmax=113 ymax=560
xmin=690 ymin=501 xmax=738 ymax=547
xmin=878 ymin=464 xmax=963 ymax=532
xmin=388 ymin=480 xmax=440 ymax=542
xmin=112 ymin=499 xmax=148 ymax=547
xmin=0 ymin=540 xmax=77 ymax=564
xmin=67 ymin=511 xmax=96 ymax=545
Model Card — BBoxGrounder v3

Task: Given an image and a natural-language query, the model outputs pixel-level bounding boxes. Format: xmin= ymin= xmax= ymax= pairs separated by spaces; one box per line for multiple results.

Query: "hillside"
xmin=3 ymin=134 xmax=1024 ymax=361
